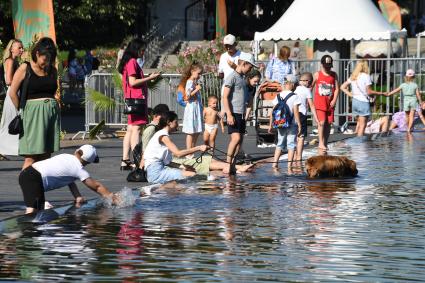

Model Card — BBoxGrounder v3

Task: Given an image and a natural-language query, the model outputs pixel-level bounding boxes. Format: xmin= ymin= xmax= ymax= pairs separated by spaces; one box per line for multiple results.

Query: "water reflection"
xmin=1 ymin=133 xmax=425 ymax=281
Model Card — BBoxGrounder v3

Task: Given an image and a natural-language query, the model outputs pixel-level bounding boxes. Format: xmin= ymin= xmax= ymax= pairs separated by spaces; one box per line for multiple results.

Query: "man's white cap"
xmin=78 ymin=144 xmax=99 ymax=163
xmin=238 ymin=52 xmax=259 ymax=68
xmin=223 ymin=34 xmax=236 ymax=45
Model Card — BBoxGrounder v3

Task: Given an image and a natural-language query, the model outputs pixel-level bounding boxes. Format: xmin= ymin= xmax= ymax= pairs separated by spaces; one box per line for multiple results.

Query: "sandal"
xmin=120 ymin=159 xmax=134 ymax=171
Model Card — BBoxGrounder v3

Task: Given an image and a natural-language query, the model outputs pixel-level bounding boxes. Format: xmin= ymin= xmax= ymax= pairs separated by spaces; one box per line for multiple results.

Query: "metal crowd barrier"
xmin=259 ymin=57 xmax=425 ymax=125
xmin=72 ymin=57 xmax=425 ymax=140
xmin=72 ymin=72 xmax=222 ymax=140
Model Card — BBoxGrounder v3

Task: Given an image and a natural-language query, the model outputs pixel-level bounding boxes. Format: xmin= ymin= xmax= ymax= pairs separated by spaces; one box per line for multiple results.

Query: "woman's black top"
xmin=26 ymin=64 xmax=58 ymax=100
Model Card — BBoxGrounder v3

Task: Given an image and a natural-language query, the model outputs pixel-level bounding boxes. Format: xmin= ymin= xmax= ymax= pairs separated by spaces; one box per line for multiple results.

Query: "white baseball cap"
xmin=223 ymin=34 xmax=236 ymax=45
xmin=78 ymin=144 xmax=99 ymax=163
xmin=238 ymin=52 xmax=258 ymax=68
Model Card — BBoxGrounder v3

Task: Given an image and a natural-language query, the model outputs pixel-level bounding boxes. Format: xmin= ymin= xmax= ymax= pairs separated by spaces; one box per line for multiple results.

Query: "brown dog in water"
xmin=305 ymin=155 xmax=358 ymax=178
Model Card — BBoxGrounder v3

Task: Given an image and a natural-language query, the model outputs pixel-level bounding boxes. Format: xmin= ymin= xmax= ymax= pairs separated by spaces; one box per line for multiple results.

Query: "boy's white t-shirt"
xmin=272 ymin=90 xmax=301 ymax=126
xmin=32 ymin=154 xmax=90 ymax=192
xmin=348 ymin=72 xmax=372 ymax=103
xmin=294 ymin=85 xmax=312 ymax=115
xmin=218 ymin=50 xmax=241 ymax=80
xmin=143 ymin=129 xmax=173 ymax=168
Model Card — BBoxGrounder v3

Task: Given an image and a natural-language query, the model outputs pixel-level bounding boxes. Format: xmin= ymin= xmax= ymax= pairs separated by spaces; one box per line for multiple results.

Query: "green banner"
xmin=12 ymin=0 xmax=56 ymax=47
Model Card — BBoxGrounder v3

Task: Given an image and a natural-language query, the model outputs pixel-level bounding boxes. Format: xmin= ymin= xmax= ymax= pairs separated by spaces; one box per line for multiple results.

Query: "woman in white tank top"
xmin=0 ymin=39 xmax=24 ymax=157
xmin=143 ymin=111 xmax=255 ymax=184
xmin=143 ymin=111 xmax=208 ymax=184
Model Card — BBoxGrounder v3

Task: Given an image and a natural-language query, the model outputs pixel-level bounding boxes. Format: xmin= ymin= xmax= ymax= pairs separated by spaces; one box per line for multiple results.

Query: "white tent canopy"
xmin=254 ymin=0 xmax=406 ymax=41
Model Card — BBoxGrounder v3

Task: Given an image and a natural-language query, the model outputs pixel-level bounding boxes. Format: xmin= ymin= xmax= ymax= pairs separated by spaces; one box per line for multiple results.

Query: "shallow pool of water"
xmin=1 ymin=133 xmax=425 ymax=282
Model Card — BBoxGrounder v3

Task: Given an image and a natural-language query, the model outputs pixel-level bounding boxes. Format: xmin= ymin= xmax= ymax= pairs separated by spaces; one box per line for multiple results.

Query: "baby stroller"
xmin=254 ymin=82 xmax=282 ymax=146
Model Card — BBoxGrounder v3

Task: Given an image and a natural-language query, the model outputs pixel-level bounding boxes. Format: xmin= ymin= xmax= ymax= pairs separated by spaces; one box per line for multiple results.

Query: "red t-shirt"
xmin=314 ymin=70 xmax=336 ymax=111
xmin=123 ymin=58 xmax=148 ymax=99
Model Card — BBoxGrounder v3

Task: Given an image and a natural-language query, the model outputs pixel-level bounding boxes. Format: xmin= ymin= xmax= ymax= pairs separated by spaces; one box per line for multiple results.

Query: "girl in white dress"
xmin=179 ymin=62 xmax=204 ymax=149
xmin=0 ymin=39 xmax=24 ymax=156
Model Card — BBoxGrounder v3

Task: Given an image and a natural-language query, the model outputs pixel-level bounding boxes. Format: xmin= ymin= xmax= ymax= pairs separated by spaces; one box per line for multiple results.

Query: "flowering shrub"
xmin=164 ymin=37 xmax=225 ymax=73
xmin=94 ymin=48 xmax=118 ymax=71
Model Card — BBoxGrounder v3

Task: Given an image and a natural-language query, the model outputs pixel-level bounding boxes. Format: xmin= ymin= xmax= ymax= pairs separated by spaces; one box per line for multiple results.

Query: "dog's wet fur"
xmin=306 ymin=155 xmax=358 ymax=178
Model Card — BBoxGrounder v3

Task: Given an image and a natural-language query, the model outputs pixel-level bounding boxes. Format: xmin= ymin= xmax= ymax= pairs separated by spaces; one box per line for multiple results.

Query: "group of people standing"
xmin=118 ymin=36 xmax=256 ymax=185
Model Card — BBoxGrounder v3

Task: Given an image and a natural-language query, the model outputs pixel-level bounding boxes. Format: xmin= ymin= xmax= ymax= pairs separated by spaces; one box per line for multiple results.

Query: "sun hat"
xmin=405 ymin=69 xmax=415 ymax=77
xmin=284 ymin=74 xmax=298 ymax=84
xmin=238 ymin=52 xmax=258 ymax=68
xmin=78 ymin=144 xmax=99 ymax=163
xmin=223 ymin=34 xmax=236 ymax=45
xmin=321 ymin=55 xmax=333 ymax=68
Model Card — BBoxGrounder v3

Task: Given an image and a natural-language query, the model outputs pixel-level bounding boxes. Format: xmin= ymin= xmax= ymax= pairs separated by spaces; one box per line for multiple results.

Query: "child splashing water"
xmin=387 ymin=69 xmax=423 ymax=132
xmin=179 ymin=62 xmax=204 ymax=150
xmin=203 ymin=95 xmax=225 ymax=154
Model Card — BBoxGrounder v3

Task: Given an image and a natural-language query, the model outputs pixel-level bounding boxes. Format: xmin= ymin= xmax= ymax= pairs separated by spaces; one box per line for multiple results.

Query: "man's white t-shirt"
xmin=294 ymin=85 xmax=312 ymax=115
xmin=218 ymin=50 xmax=241 ymax=80
xmin=143 ymin=129 xmax=173 ymax=168
xmin=348 ymin=72 xmax=372 ymax=103
xmin=32 ymin=154 xmax=90 ymax=192
xmin=272 ymin=90 xmax=301 ymax=126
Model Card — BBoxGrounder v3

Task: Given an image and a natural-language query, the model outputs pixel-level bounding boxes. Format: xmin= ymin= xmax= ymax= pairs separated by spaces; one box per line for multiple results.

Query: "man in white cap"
xmin=218 ymin=35 xmax=242 ymax=133
xmin=218 ymin=34 xmax=241 ymax=80
xmin=18 ymin=144 xmax=119 ymax=214
xmin=222 ymin=52 xmax=258 ymax=172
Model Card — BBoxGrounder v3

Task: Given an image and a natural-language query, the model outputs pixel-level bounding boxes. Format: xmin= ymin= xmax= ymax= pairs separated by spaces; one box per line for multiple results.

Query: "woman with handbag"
xmin=340 ymin=60 xmax=386 ymax=136
xmin=8 ymin=37 xmax=60 ymax=170
xmin=117 ymin=38 xmax=160 ymax=170
xmin=0 ymin=39 xmax=24 ymax=157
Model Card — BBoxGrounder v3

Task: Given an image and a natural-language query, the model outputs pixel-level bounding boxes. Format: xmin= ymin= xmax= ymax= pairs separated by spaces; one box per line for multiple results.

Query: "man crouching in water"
xmin=19 ymin=144 xmax=120 ymax=214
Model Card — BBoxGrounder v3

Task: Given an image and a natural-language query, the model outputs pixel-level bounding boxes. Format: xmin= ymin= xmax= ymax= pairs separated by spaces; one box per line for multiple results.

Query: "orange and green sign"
xmin=12 ymin=0 xmax=56 ymax=47
xmin=216 ymin=0 xmax=227 ymax=38
xmin=378 ymin=0 xmax=401 ymax=29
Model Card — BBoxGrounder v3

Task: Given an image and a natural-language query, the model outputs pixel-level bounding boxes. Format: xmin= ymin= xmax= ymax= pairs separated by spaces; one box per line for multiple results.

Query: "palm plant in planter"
xmin=87 ymin=69 xmax=161 ymax=139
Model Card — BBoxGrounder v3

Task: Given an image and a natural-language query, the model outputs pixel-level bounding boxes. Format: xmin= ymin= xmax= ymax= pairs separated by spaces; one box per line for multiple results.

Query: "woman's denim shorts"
xmin=352 ymin=98 xmax=371 ymax=117
xmin=146 ymin=161 xmax=185 ymax=184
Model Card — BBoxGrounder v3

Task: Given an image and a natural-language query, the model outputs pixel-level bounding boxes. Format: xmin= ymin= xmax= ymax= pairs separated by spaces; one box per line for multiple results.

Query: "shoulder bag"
xmin=8 ymin=62 xmax=31 ymax=135
xmin=355 ymin=79 xmax=375 ymax=107
xmin=123 ymin=69 xmax=146 ymax=115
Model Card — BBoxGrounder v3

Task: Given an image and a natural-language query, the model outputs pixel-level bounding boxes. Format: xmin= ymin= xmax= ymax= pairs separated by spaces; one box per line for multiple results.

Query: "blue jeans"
xmin=146 ymin=161 xmax=185 ymax=184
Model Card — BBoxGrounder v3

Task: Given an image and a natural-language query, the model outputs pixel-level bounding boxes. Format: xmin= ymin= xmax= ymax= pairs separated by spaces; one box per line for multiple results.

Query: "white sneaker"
xmin=330 ymin=128 xmax=335 ymax=134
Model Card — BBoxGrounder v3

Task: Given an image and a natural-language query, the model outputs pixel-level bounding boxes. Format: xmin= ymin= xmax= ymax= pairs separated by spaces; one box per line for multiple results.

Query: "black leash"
xmin=212 ymin=146 xmax=301 ymax=164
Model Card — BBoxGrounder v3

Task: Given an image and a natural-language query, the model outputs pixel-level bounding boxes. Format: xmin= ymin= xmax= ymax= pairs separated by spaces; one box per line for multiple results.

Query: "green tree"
xmin=0 ymin=0 xmax=154 ymax=50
